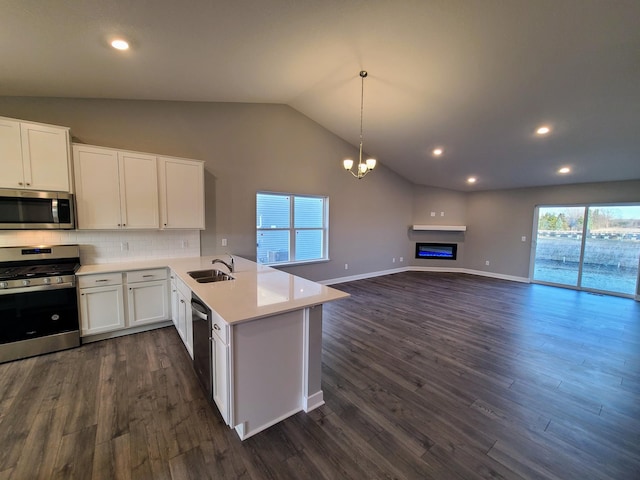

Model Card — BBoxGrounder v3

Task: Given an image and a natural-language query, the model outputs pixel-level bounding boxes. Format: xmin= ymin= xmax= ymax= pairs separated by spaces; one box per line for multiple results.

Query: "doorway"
xmin=532 ymin=204 xmax=640 ymax=298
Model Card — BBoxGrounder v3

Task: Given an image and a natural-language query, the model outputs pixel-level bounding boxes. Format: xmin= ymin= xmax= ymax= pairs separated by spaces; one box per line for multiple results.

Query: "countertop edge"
xmin=77 ymin=256 xmax=350 ymax=325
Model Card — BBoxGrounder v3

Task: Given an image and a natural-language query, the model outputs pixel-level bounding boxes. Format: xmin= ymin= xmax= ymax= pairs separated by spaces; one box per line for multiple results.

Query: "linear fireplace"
xmin=415 ymin=242 xmax=457 ymax=260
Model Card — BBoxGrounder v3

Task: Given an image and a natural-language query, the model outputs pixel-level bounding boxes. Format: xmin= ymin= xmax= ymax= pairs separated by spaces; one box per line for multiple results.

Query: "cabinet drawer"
xmin=78 ymin=273 xmax=122 ymax=288
xmin=127 ymin=268 xmax=168 ymax=283
xmin=211 ymin=310 xmax=229 ymax=344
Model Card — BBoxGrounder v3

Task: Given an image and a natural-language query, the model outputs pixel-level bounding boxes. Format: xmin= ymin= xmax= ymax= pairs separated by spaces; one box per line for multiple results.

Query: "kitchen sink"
xmin=187 ymin=269 xmax=234 ymax=283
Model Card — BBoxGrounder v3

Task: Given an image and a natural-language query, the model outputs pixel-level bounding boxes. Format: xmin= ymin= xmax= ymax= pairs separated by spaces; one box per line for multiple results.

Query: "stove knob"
xmin=22 ymin=279 xmax=30 ymax=286
xmin=43 ymin=277 xmax=52 ymax=285
xmin=56 ymin=276 xmax=64 ymax=284
xmin=0 ymin=281 xmax=8 ymax=289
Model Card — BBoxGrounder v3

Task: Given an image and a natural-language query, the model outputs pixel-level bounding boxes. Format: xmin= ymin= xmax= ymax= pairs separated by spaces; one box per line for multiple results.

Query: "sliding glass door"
xmin=581 ymin=206 xmax=640 ymax=295
xmin=533 ymin=206 xmax=585 ymax=287
xmin=532 ymin=204 xmax=640 ymax=297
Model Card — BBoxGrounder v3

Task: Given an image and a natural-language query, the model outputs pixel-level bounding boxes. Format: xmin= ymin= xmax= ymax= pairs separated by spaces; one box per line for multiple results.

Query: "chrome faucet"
xmin=212 ymin=254 xmax=234 ymax=273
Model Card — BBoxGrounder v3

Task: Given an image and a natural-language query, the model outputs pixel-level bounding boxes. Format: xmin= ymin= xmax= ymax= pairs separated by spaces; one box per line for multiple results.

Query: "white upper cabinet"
xmin=118 ymin=151 xmax=159 ymax=229
xmin=158 ymin=156 xmax=205 ymax=229
xmin=73 ymin=145 xmax=121 ymax=229
xmin=73 ymin=144 xmax=159 ymax=229
xmin=0 ymin=117 xmax=71 ymax=192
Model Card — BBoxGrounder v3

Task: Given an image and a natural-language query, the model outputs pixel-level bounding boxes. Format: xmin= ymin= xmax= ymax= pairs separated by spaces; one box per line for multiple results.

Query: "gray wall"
xmin=410 ymin=179 xmax=640 ymax=279
xmin=464 ymin=180 xmax=640 ymax=279
xmin=0 ymin=97 xmax=413 ymax=282
xmin=410 ymin=185 xmax=467 ymax=268
xmin=1 ymin=97 xmax=638 ymax=284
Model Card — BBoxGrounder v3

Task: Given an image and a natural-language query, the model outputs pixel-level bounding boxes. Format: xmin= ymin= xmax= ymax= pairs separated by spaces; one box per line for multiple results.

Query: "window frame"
xmin=256 ymin=191 xmax=330 ymax=267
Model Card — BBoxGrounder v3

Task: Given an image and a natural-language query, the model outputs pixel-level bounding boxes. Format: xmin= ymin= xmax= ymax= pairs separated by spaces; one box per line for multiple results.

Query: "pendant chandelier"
xmin=343 ymin=70 xmax=376 ymax=179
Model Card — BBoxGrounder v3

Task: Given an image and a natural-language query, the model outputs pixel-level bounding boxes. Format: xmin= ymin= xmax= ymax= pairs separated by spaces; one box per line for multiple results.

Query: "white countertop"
xmin=77 ymin=256 xmax=349 ymax=324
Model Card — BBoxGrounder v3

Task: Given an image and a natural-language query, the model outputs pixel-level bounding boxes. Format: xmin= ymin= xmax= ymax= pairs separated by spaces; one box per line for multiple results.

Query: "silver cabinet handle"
xmin=213 ymin=324 xmax=221 ymax=331
xmin=142 ymin=274 xmax=154 ymax=278
xmin=95 ymin=279 xmax=109 ymax=283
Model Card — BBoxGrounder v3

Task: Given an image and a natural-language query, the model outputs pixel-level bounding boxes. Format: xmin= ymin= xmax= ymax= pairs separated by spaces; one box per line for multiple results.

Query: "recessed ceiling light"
xmin=536 ymin=126 xmax=551 ymax=135
xmin=111 ymin=39 xmax=129 ymax=50
xmin=433 ymin=148 xmax=443 ymax=157
xmin=558 ymin=167 xmax=571 ymax=174
xmin=467 ymin=177 xmax=477 ymax=184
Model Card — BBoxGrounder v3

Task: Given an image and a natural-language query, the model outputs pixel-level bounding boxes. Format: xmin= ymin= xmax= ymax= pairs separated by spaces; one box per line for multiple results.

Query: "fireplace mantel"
xmin=411 ymin=225 xmax=466 ymax=232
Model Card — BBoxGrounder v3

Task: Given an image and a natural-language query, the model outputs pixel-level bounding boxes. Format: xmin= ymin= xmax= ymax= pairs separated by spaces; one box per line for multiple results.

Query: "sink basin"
xmin=187 ymin=269 xmax=234 ymax=283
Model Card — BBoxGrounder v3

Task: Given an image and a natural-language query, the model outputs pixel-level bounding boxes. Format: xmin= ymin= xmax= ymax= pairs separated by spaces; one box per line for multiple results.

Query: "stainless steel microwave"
xmin=0 ymin=189 xmax=75 ymax=230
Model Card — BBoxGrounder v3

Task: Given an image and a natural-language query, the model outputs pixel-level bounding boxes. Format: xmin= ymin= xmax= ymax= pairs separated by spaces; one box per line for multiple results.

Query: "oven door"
xmin=0 ymin=287 xmax=79 ymax=344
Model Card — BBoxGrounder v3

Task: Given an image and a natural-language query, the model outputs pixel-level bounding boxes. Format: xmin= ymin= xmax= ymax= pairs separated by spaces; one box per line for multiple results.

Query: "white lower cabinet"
xmin=126 ymin=269 xmax=169 ymax=326
xmin=79 ymin=269 xmax=169 ymax=337
xmin=79 ymin=282 xmax=126 ymax=335
xmin=170 ymin=273 xmax=179 ymax=329
xmin=173 ymin=274 xmax=193 ymax=357
xmin=212 ymin=316 xmax=230 ymax=424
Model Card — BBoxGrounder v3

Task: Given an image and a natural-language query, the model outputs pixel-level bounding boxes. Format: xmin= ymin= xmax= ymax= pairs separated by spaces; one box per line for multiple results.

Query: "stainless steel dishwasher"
xmin=191 ymin=293 xmax=213 ymax=401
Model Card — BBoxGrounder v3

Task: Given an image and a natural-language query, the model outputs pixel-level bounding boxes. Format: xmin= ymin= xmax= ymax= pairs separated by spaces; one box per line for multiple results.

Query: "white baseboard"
xmin=303 ymin=391 xmax=325 ymax=412
xmin=461 ymin=268 xmax=530 ymax=284
xmin=322 ymin=266 xmax=530 ymax=285
xmin=319 ymin=267 xmax=406 ymax=285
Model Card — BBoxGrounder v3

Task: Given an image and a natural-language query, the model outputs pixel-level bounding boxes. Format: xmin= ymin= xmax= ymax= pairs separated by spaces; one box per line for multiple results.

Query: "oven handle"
xmin=0 ymin=282 xmax=76 ymax=295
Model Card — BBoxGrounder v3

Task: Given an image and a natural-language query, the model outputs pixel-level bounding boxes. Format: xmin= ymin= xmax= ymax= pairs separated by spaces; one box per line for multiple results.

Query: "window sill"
xmin=262 ymin=258 xmax=330 ymax=268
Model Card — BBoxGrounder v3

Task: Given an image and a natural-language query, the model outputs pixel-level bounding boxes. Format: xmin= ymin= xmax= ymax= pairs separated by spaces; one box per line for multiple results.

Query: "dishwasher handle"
xmin=191 ymin=300 xmax=209 ymax=320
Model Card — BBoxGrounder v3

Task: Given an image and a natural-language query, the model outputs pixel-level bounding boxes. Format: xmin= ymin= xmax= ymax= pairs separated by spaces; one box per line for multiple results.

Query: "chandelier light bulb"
xmin=343 ymin=159 xmax=354 ymax=170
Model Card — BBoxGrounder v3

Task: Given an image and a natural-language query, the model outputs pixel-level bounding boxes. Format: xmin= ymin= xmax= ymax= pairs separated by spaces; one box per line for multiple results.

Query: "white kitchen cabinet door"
xmin=74 ymin=145 xmax=159 ymax=229
xmin=79 ymin=284 xmax=126 ymax=336
xmin=118 ymin=151 xmax=159 ymax=229
xmin=158 ymin=156 xmax=205 ymax=229
xmin=212 ymin=334 xmax=229 ymax=424
xmin=0 ymin=118 xmax=70 ymax=191
xmin=20 ymin=122 xmax=70 ymax=192
xmin=127 ymin=279 xmax=169 ymax=326
xmin=185 ymin=298 xmax=193 ymax=358
xmin=0 ymin=118 xmax=25 ymax=189
xmin=73 ymin=145 xmax=122 ymax=229
xmin=170 ymin=275 xmax=179 ymax=329
xmin=176 ymin=289 xmax=188 ymax=344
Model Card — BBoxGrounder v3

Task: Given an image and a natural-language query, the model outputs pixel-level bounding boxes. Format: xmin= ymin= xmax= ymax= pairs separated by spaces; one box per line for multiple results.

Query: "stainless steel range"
xmin=0 ymin=244 xmax=81 ymax=363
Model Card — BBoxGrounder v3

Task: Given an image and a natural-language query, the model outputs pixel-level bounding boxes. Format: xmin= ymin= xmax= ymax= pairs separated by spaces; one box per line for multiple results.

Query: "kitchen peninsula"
xmin=77 ymin=256 xmax=349 ymax=440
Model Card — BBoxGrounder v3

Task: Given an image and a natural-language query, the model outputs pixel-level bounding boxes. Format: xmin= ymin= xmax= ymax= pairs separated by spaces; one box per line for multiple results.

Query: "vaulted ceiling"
xmin=2 ymin=0 xmax=639 ymax=191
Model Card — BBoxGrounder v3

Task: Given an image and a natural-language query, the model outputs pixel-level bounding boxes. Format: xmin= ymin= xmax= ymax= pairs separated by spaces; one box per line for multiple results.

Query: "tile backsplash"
xmin=0 ymin=230 xmax=200 ymax=265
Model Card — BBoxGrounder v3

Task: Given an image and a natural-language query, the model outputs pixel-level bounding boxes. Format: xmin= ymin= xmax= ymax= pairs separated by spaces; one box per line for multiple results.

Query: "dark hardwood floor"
xmin=1 ymin=272 xmax=639 ymax=479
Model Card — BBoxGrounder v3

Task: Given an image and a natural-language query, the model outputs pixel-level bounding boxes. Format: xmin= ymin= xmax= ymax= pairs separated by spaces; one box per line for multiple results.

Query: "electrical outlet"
xmin=120 ymin=241 xmax=128 ymax=251
xmin=400 ymin=257 xmax=404 ymax=262
xmin=181 ymin=240 xmax=188 ymax=248
xmin=440 ymin=211 xmax=445 ymax=216
xmin=485 ymin=260 xmax=490 ymax=266
xmin=430 ymin=211 xmax=436 ymax=217
xmin=521 ymin=236 xmax=527 ymax=242
xmin=392 ymin=257 xmax=396 ymax=263
xmin=221 ymin=238 xmax=228 ymax=246
xmin=345 ymin=263 xmax=349 ymax=270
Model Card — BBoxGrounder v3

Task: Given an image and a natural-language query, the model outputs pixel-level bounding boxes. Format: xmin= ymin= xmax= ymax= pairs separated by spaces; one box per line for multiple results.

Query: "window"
xmin=532 ymin=203 xmax=640 ymax=297
xmin=256 ymin=192 xmax=328 ymax=265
